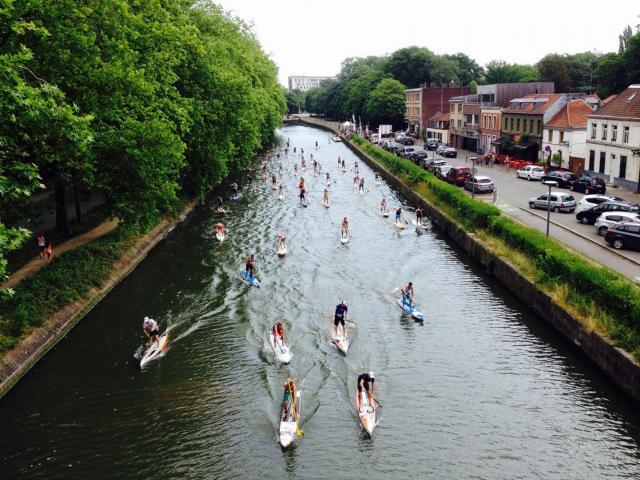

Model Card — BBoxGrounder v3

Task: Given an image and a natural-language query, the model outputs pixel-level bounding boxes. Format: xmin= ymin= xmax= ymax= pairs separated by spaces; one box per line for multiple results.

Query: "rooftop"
xmin=430 ymin=112 xmax=450 ymax=122
xmin=502 ymin=94 xmax=564 ymax=114
xmin=545 ymin=99 xmax=593 ymax=129
xmin=591 ymin=85 xmax=640 ymax=120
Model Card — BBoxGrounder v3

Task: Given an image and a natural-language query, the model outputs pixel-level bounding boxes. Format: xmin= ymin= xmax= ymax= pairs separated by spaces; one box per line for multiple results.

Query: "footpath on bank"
xmin=288 ymin=115 xmax=640 ymax=405
xmin=0 ymin=201 xmax=196 ymax=398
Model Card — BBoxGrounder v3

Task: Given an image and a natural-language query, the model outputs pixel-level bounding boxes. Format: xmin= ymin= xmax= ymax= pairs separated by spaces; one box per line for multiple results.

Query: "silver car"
xmin=464 ymin=176 xmax=495 ymax=193
xmin=594 ymin=211 xmax=640 ymax=236
xmin=528 ymin=191 xmax=576 ymax=212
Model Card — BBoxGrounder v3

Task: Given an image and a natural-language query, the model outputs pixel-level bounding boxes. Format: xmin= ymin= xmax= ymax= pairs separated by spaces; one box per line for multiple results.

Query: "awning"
xmin=514 ymin=141 xmax=538 ymax=150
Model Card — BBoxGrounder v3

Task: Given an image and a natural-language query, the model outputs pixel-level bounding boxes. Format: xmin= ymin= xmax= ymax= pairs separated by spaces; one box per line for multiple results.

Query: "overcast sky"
xmin=215 ymin=1 xmax=638 ymax=87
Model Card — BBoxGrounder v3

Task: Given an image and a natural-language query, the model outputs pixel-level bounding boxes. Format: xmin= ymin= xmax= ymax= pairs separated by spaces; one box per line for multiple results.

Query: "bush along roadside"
xmin=351 ymin=135 xmax=640 ymax=358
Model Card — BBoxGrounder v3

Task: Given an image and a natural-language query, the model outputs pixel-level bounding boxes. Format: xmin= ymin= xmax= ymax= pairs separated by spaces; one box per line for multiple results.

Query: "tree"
xmin=364 ymin=78 xmax=406 ymax=129
xmin=564 ymin=52 xmax=600 ymax=92
xmin=485 ymin=60 xmax=540 ymax=84
xmin=595 ymin=53 xmax=627 ymax=98
xmin=285 ymin=90 xmax=305 ymax=114
xmin=538 ymin=54 xmax=572 ymax=92
xmin=384 ymin=46 xmax=434 ymax=88
xmin=444 ymin=53 xmax=484 ymax=85
xmin=428 ymin=55 xmax=459 ymax=86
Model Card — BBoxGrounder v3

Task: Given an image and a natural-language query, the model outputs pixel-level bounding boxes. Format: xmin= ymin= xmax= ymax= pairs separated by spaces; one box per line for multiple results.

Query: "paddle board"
xmin=216 ymin=231 xmax=225 ymax=242
xmin=340 ymin=234 xmax=349 ymax=245
xmin=279 ymin=389 xmax=302 ymax=448
xmin=140 ymin=331 xmax=169 ymax=368
xmin=277 ymin=244 xmax=287 ymax=257
xmin=331 ymin=325 xmax=349 ymax=354
xmin=231 ymin=193 xmax=242 ymax=200
xmin=240 ymin=270 xmax=261 ymax=288
xmin=357 ymin=390 xmax=380 ymax=435
xmin=270 ymin=331 xmax=292 ymax=363
xmin=395 ymin=298 xmax=424 ymax=321
xmin=217 ymin=207 xmax=226 ymax=214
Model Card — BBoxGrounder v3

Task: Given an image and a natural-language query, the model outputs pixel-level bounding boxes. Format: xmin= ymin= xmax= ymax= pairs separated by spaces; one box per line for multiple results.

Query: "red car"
xmin=446 ymin=166 xmax=471 ymax=186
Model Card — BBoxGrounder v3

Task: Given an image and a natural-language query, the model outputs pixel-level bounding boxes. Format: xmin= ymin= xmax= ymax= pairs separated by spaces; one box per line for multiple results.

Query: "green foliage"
xmin=364 ymin=79 xmax=407 ymax=129
xmin=444 ymin=53 xmax=484 ymax=86
xmin=351 ymin=135 xmax=640 ymax=356
xmin=537 ymin=54 xmax=572 ymax=92
xmin=484 ymin=60 xmax=540 ymax=84
xmin=384 ymin=46 xmax=436 ymax=88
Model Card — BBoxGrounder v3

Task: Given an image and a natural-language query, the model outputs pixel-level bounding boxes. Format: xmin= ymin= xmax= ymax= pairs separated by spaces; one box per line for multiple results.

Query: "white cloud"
xmin=215 ymin=0 xmax=638 ymax=86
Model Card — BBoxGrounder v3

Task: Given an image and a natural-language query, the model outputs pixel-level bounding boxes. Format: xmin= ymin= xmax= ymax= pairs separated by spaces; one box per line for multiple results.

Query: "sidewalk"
xmin=2 ymin=218 xmax=119 ymax=290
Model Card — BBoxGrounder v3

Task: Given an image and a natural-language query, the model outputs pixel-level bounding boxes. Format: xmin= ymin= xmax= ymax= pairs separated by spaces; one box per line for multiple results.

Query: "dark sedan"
xmin=604 ymin=223 xmax=640 ymax=250
xmin=576 ymin=201 xmax=639 ymax=225
xmin=570 ymin=175 xmax=607 ymax=194
xmin=540 ymin=170 xmax=577 ymax=188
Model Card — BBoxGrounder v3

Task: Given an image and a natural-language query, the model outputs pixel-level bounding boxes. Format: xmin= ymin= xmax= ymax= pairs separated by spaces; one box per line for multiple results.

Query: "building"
xmin=476 ymin=82 xmax=554 ymax=107
xmin=426 ymin=112 xmax=450 ymax=143
xmin=542 ymin=99 xmax=595 ymax=173
xmin=404 ymin=86 xmax=470 ymax=137
xmin=500 ymin=94 xmax=568 ymax=160
xmin=449 ymin=94 xmax=482 ymax=152
xmin=405 ymin=88 xmax=422 ymax=135
xmin=480 ymin=107 xmax=501 ymax=154
xmin=585 ymin=85 xmax=640 ymax=191
xmin=288 ymin=75 xmax=334 ymax=92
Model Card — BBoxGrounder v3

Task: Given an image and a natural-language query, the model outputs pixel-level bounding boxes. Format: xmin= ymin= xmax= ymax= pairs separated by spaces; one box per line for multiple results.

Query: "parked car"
xmin=394 ymin=131 xmax=406 ymax=141
xmin=399 ymin=146 xmax=415 ymax=158
xmin=517 ymin=165 xmax=545 ymax=181
xmin=390 ymin=144 xmax=405 ymax=154
xmin=425 ymin=138 xmax=440 ymax=150
xmin=576 ymin=201 xmax=640 ymax=225
xmin=570 ymin=175 xmax=607 ymax=194
xmin=442 ymin=147 xmax=457 ymax=158
xmin=399 ymin=137 xmax=414 ymax=146
xmin=604 ymin=223 xmax=640 ymax=250
xmin=540 ymin=170 xmax=577 ymax=188
xmin=594 ymin=212 xmax=640 ymax=236
xmin=464 ymin=176 xmax=495 ymax=193
xmin=575 ymin=194 xmax=626 ymax=214
xmin=436 ymin=143 xmax=449 ymax=155
xmin=435 ymin=165 xmax=453 ymax=180
xmin=528 ymin=192 xmax=576 ymax=212
xmin=427 ymin=159 xmax=447 ymax=172
xmin=446 ymin=166 xmax=472 ymax=186
xmin=408 ymin=149 xmax=428 ymax=163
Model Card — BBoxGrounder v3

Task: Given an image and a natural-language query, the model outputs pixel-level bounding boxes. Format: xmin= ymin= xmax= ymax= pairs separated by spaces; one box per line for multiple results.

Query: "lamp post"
xmin=543 ymin=180 xmax=558 ymax=237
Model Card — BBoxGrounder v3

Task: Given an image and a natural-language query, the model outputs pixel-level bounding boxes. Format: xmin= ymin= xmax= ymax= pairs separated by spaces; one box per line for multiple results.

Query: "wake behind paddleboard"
xmin=140 ymin=331 xmax=169 ymax=368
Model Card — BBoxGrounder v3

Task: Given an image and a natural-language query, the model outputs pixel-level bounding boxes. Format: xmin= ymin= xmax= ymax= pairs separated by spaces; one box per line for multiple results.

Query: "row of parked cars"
xmin=516 ymin=165 xmax=608 ymax=194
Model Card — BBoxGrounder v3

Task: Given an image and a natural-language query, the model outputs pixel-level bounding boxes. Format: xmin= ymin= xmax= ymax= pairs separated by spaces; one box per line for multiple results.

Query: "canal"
xmin=1 ymin=124 xmax=640 ymax=479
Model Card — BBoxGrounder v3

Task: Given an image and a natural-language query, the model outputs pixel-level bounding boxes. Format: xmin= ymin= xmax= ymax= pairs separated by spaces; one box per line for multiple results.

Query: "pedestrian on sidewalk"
xmin=37 ymin=233 xmax=46 ymax=259
xmin=492 ymin=186 xmax=498 ymax=205
xmin=44 ymin=242 xmax=53 ymax=262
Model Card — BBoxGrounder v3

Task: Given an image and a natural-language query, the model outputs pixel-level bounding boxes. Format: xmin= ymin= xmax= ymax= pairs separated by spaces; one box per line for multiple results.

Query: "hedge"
xmin=351 ymin=135 xmax=640 ymax=354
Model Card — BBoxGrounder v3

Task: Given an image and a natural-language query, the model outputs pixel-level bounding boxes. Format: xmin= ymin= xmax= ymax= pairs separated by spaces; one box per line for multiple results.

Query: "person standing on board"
xmin=415 ymin=207 xmax=424 ymax=225
xmin=395 ymin=207 xmax=402 ymax=223
xmin=380 ymin=197 xmax=388 ymax=214
xmin=323 ymin=188 xmax=329 ymax=206
xmin=299 ymin=188 xmax=307 ymax=205
xmin=273 ymin=321 xmax=286 ymax=348
xmin=355 ymin=372 xmax=375 ymax=410
xmin=143 ymin=316 xmax=160 ymax=346
xmin=402 ymin=282 xmax=414 ymax=307
xmin=341 ymin=217 xmax=349 ymax=238
xmin=245 ymin=254 xmax=256 ymax=277
xmin=271 ymin=174 xmax=277 ymax=188
xmin=359 ymin=177 xmax=365 ymax=193
xmin=333 ymin=300 xmax=348 ymax=339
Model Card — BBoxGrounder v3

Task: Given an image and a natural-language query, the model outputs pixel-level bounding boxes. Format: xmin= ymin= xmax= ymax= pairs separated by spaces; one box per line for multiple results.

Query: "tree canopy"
xmin=0 ymin=0 xmax=285 ymax=285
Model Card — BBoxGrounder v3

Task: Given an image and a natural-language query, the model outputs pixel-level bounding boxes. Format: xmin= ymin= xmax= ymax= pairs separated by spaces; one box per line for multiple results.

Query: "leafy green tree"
xmin=428 ymin=55 xmax=459 ymax=86
xmin=485 ymin=60 xmax=540 ymax=84
xmin=364 ymin=78 xmax=406 ymax=129
xmin=444 ymin=53 xmax=484 ymax=85
xmin=384 ymin=46 xmax=434 ymax=88
xmin=537 ymin=54 xmax=571 ymax=92
xmin=564 ymin=52 xmax=599 ymax=92
xmin=595 ymin=52 xmax=627 ymax=97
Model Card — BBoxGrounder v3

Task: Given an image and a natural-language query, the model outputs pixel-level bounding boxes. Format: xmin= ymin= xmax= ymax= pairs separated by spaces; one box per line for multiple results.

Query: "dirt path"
xmin=1 ymin=218 xmax=120 ymax=290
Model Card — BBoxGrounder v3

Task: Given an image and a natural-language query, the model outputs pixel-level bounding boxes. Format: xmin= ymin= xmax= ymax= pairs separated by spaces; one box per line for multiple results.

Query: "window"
xmin=623 ymin=126 xmax=629 ymax=143
xmin=523 ymin=119 xmax=528 ymax=132
xmin=490 ymin=115 xmax=495 ymax=129
xmin=537 ymin=120 xmax=541 ymax=135
xmin=602 ymin=124 xmax=608 ymax=140
xmin=612 ymin=125 xmax=618 ymax=142
xmin=559 ymin=131 xmax=564 ymax=143
xmin=483 ymin=115 xmax=487 ymax=128
xmin=599 ymin=151 xmax=605 ymax=173
xmin=620 ymin=155 xmax=627 ymax=179
xmin=458 ymin=104 xmax=462 ymax=113
xmin=591 ymin=123 xmax=597 ymax=139
xmin=457 ymin=119 xmax=462 ymax=129
xmin=547 ymin=129 xmax=553 ymax=142
xmin=503 ymin=118 xmax=508 ymax=130
xmin=589 ymin=150 xmax=595 ymax=170
xmin=510 ymin=118 xmax=514 ymax=131
xmin=516 ymin=118 xmax=520 ymax=131
xmin=492 ymin=135 xmax=496 ymax=141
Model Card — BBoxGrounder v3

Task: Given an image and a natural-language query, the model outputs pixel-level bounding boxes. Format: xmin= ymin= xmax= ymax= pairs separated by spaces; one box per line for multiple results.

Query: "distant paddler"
xmin=322 ymin=188 xmax=329 ymax=207
xmin=359 ymin=177 xmax=365 ymax=194
xmin=402 ymin=282 xmax=415 ymax=308
xmin=245 ymin=254 xmax=256 ymax=277
xmin=341 ymin=217 xmax=349 ymax=238
xmin=415 ymin=207 xmax=424 ymax=225
xmin=277 ymin=234 xmax=287 ymax=256
xmin=217 ymin=196 xmax=225 ymax=214
xmin=215 ymin=223 xmax=225 ymax=242
xmin=380 ymin=197 xmax=388 ymax=215
xmin=333 ymin=300 xmax=348 ymax=339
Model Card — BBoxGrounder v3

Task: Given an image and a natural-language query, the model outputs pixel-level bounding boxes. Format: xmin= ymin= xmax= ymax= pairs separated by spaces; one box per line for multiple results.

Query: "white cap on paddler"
xmin=369 ymin=371 xmax=374 ymax=379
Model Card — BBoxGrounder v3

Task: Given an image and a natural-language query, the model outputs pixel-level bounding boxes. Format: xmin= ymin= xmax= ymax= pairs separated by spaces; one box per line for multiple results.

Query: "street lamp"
xmin=543 ymin=180 xmax=558 ymax=237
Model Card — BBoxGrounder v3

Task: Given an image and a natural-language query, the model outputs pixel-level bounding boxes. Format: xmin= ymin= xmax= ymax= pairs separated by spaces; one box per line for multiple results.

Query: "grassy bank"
xmin=351 ymin=135 xmax=640 ymax=358
xmin=0 ymin=224 xmax=144 ymax=352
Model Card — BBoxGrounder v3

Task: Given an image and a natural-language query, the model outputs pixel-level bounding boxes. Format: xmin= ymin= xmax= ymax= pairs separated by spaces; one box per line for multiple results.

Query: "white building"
xmin=288 ymin=76 xmax=334 ymax=92
xmin=541 ymin=99 xmax=594 ymax=171
xmin=586 ymin=85 xmax=640 ymax=192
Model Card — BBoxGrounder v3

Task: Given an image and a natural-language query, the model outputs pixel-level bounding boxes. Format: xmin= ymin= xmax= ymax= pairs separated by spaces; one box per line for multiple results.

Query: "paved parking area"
xmin=422 ymin=147 xmax=640 ymax=280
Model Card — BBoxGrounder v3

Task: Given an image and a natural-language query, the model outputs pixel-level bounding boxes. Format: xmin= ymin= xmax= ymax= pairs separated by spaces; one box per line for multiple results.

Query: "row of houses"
xmin=404 ymin=83 xmax=640 ymax=191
